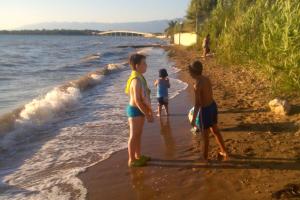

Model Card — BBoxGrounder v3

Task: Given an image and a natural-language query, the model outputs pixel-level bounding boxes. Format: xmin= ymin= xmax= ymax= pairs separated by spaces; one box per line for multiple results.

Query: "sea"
xmin=0 ymin=35 xmax=187 ymax=199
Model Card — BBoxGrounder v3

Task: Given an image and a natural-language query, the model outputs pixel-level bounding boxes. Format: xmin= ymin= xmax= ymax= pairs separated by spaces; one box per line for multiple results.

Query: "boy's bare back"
xmin=195 ymin=75 xmax=214 ymax=107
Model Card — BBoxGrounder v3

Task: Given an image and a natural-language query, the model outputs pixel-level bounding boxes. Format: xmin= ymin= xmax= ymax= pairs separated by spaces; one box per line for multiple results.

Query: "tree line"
xmin=165 ymin=0 xmax=300 ymax=93
xmin=0 ymin=29 xmax=99 ymax=35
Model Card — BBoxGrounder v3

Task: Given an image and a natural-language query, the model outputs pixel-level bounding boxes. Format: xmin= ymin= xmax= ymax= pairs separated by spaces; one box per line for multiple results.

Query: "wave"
xmin=0 ymin=77 xmax=15 ymax=81
xmin=169 ymin=78 xmax=188 ymax=99
xmin=80 ymin=53 xmax=101 ymax=62
xmin=0 ymin=62 xmax=127 ymax=149
xmin=136 ymin=47 xmax=154 ymax=55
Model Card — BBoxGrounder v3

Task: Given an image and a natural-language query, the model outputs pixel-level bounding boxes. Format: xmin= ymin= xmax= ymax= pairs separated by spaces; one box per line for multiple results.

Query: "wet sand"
xmin=79 ymin=46 xmax=300 ymax=200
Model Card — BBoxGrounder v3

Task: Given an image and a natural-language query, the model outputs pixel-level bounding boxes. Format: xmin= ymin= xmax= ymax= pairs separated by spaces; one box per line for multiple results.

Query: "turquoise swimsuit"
xmin=126 ymin=105 xmax=144 ymax=117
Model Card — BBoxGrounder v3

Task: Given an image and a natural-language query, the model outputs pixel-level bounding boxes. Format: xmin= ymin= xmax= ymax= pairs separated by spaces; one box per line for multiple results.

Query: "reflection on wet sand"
xmin=129 ymin=168 xmax=156 ymax=199
xmin=159 ymin=117 xmax=175 ymax=158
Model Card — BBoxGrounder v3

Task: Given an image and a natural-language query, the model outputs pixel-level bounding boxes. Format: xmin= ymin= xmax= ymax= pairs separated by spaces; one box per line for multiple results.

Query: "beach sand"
xmin=78 ymin=46 xmax=300 ymax=200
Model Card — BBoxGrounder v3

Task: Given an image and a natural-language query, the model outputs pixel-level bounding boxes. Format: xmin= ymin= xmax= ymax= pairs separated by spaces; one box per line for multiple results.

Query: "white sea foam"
xmin=107 ymin=62 xmax=127 ymax=71
xmin=80 ymin=53 xmax=101 ymax=62
xmin=170 ymin=66 xmax=181 ymax=74
xmin=17 ymin=87 xmax=80 ymax=126
xmin=169 ymin=78 xmax=188 ymax=99
xmin=89 ymin=73 xmax=104 ymax=83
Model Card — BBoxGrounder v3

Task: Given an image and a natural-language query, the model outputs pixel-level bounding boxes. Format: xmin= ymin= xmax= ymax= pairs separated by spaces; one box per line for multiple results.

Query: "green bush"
xmin=195 ymin=0 xmax=300 ymax=93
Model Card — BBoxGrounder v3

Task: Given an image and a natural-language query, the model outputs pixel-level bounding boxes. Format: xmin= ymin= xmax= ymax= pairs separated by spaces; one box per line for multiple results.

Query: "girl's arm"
xmin=191 ymin=84 xmax=202 ymax=127
xmin=154 ymin=80 xmax=158 ymax=87
xmin=166 ymin=78 xmax=170 ymax=88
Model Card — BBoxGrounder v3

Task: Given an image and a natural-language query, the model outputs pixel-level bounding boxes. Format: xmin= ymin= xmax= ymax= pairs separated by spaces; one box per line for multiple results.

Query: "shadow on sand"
xmin=148 ymin=155 xmax=300 ymax=171
xmin=221 ymin=122 xmax=298 ymax=133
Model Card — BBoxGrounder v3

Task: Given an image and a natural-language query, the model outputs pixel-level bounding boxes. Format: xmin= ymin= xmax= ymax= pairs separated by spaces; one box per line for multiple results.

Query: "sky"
xmin=0 ymin=0 xmax=190 ymax=29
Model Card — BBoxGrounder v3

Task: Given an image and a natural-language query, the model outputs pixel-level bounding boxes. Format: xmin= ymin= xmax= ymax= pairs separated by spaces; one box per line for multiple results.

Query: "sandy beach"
xmin=79 ymin=46 xmax=300 ymax=200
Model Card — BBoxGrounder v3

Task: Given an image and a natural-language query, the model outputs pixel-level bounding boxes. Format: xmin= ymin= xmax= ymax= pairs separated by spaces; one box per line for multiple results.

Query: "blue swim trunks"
xmin=198 ymin=101 xmax=218 ymax=129
xmin=126 ymin=105 xmax=144 ymax=118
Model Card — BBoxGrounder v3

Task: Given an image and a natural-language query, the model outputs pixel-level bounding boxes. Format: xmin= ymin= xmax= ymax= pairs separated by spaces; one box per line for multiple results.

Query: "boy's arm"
xmin=191 ymin=84 xmax=202 ymax=127
xmin=131 ymin=79 xmax=152 ymax=118
xmin=154 ymin=80 xmax=158 ymax=86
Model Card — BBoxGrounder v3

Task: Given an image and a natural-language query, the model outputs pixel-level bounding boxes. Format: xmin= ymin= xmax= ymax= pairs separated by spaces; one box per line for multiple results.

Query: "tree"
xmin=186 ymin=0 xmax=218 ymax=26
xmin=164 ymin=20 xmax=178 ymax=43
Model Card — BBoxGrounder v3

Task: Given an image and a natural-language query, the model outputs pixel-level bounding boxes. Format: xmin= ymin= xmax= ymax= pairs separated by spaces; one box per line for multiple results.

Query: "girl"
xmin=154 ymin=69 xmax=170 ymax=117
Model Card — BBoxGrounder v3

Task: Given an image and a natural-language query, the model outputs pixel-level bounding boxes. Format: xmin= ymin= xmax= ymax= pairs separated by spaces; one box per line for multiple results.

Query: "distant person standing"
xmin=202 ymin=34 xmax=210 ymax=59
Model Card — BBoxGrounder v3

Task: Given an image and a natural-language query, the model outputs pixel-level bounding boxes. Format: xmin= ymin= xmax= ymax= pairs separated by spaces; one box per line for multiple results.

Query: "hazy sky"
xmin=0 ymin=0 xmax=190 ymax=29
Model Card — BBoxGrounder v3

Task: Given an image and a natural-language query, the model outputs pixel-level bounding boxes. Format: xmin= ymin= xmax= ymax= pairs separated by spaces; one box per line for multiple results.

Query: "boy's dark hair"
xmin=188 ymin=60 xmax=203 ymax=77
xmin=129 ymin=53 xmax=146 ymax=70
xmin=159 ymin=68 xmax=168 ymax=78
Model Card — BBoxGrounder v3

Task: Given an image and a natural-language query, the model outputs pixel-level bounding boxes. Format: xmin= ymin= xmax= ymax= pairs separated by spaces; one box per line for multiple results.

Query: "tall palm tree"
xmin=165 ymin=20 xmax=178 ymax=43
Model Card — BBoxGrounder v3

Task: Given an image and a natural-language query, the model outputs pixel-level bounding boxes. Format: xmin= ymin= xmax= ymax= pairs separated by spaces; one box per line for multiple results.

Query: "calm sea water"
xmin=0 ymin=35 xmax=187 ymax=199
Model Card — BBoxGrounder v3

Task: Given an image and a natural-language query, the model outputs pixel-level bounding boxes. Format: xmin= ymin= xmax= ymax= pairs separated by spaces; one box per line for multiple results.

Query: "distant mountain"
xmin=18 ymin=19 xmax=180 ymax=33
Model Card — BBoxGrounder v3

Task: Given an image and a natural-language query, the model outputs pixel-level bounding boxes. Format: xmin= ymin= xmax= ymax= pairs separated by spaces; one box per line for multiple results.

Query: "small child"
xmin=154 ymin=69 xmax=170 ymax=117
xmin=189 ymin=60 xmax=228 ymax=161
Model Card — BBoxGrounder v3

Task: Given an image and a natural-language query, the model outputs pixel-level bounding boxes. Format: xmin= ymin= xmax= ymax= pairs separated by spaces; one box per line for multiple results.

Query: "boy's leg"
xmin=128 ymin=116 xmax=145 ymax=165
xmin=202 ymin=129 xmax=209 ymax=160
xmin=134 ymin=117 xmax=145 ymax=160
xmin=210 ymin=124 xmax=228 ymax=158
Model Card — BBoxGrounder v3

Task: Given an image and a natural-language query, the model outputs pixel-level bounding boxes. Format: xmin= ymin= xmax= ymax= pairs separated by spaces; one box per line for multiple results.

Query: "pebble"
xmin=276 ymin=140 xmax=281 ymax=144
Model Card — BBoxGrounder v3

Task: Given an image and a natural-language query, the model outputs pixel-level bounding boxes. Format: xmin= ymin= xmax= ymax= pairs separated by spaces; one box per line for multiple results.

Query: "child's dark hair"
xmin=129 ymin=53 xmax=146 ymax=70
xmin=188 ymin=60 xmax=203 ymax=78
xmin=159 ymin=68 xmax=168 ymax=78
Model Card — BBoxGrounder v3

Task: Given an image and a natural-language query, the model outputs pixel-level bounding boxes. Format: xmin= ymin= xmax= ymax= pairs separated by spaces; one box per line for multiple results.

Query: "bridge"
xmin=96 ymin=30 xmax=154 ymax=38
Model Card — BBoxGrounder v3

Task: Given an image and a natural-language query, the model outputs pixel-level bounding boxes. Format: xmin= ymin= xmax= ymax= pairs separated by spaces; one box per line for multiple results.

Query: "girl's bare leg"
xmin=157 ymin=105 xmax=162 ymax=117
xmin=164 ymin=104 xmax=169 ymax=116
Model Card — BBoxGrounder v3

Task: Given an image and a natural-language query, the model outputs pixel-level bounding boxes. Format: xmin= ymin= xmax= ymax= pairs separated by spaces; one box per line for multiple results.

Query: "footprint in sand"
xmin=243 ymin=147 xmax=256 ymax=157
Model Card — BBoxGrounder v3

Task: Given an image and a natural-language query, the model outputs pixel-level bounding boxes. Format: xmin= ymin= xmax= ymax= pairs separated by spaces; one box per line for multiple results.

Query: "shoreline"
xmin=78 ymin=46 xmax=300 ymax=200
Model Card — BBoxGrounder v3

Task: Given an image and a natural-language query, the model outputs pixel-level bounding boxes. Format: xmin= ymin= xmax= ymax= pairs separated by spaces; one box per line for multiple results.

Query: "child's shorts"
xmin=157 ymin=97 xmax=168 ymax=106
xmin=126 ymin=105 xmax=144 ymax=118
xmin=198 ymin=101 xmax=218 ymax=129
